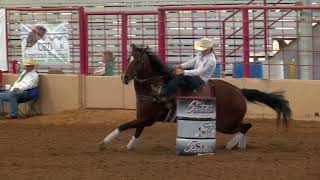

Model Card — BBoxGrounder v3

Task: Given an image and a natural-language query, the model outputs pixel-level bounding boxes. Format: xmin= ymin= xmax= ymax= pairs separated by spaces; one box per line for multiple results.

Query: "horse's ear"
xmin=131 ymin=44 xmax=137 ymax=51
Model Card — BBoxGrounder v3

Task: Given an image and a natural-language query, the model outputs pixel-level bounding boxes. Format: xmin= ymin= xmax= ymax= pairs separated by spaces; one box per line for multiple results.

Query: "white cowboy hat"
xmin=23 ymin=59 xmax=38 ymax=66
xmin=194 ymin=37 xmax=214 ymax=51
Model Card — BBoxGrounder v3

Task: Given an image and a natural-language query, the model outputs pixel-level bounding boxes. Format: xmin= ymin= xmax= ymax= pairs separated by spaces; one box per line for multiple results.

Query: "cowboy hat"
xmin=194 ymin=37 xmax=214 ymax=51
xmin=23 ymin=59 xmax=38 ymax=66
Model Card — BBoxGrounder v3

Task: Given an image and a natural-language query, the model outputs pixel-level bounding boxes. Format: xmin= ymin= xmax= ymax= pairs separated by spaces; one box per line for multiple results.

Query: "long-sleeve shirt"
xmin=94 ymin=63 xmax=106 ymax=75
xmin=181 ymin=51 xmax=216 ymax=82
xmin=10 ymin=69 xmax=39 ymax=91
xmin=94 ymin=58 xmax=115 ymax=76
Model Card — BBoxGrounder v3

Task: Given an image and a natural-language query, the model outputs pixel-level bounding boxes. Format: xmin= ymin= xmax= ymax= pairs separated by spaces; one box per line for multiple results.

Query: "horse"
xmin=99 ymin=44 xmax=292 ymax=151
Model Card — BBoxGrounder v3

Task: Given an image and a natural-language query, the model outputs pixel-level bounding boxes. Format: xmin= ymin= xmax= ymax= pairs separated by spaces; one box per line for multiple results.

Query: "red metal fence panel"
xmin=4 ymin=5 xmax=320 ymax=79
xmin=85 ymin=11 xmax=158 ymax=75
xmin=158 ymin=5 xmax=320 ymax=79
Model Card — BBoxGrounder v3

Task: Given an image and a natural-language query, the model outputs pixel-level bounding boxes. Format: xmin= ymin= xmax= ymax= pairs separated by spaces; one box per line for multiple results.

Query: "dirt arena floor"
xmin=0 ymin=110 xmax=319 ymax=180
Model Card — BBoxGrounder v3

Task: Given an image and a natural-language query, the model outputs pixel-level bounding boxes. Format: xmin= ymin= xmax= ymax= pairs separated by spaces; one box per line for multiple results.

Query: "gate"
xmin=85 ymin=11 xmax=158 ymax=75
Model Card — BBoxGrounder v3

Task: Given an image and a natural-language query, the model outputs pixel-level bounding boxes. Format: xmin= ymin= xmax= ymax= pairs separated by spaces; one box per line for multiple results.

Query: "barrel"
xmin=176 ymin=96 xmax=216 ymax=155
xmin=233 ymin=62 xmax=263 ymax=78
xmin=213 ymin=63 xmax=221 ymax=78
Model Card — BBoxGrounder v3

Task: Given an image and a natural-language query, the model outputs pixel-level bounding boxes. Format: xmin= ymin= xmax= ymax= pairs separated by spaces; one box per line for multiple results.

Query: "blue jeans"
xmin=162 ymin=75 xmax=204 ymax=96
xmin=0 ymin=91 xmax=32 ymax=117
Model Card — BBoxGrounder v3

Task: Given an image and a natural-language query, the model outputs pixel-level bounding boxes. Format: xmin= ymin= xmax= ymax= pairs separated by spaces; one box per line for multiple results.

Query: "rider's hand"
xmin=175 ymin=68 xmax=184 ymax=75
xmin=173 ymin=64 xmax=182 ymax=69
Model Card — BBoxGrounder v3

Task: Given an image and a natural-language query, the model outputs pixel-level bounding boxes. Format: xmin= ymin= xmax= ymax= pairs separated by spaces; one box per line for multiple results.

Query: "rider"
xmin=152 ymin=37 xmax=217 ymax=99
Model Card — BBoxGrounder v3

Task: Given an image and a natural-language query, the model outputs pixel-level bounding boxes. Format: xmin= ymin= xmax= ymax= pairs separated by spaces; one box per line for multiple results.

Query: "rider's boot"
xmin=151 ymin=84 xmax=167 ymax=103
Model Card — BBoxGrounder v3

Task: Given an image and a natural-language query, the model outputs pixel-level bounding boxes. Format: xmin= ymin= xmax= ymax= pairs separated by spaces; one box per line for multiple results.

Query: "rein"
xmin=133 ymin=74 xmax=163 ymax=84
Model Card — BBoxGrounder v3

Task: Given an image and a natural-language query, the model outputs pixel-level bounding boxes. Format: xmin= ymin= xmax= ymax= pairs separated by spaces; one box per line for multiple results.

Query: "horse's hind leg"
xmin=226 ymin=123 xmax=252 ymax=150
xmin=126 ymin=127 xmax=144 ymax=150
xmin=99 ymin=119 xmax=143 ymax=151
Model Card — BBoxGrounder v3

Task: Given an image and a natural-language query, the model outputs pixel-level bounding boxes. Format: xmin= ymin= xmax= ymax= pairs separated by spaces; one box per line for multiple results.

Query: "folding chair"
xmin=17 ymin=87 xmax=41 ymax=118
xmin=18 ymin=96 xmax=41 ymax=117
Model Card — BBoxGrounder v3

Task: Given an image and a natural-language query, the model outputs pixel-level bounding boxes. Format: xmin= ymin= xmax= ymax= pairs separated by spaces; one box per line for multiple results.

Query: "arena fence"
xmin=85 ymin=11 xmax=158 ymax=75
xmin=158 ymin=5 xmax=320 ymax=79
xmin=4 ymin=5 xmax=320 ymax=79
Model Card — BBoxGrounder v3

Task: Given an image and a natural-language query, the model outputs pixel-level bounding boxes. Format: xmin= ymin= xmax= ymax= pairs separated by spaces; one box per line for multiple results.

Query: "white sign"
xmin=21 ymin=23 xmax=70 ymax=65
xmin=0 ymin=9 xmax=8 ymax=71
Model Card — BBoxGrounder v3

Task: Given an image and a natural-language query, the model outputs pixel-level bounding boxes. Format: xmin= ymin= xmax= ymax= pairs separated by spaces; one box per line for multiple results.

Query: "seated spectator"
xmin=94 ymin=51 xmax=115 ymax=76
xmin=0 ymin=59 xmax=39 ymax=119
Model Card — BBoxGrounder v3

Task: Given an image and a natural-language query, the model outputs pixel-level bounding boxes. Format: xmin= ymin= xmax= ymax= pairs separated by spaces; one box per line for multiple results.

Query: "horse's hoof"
xmin=118 ymin=146 xmax=128 ymax=152
xmin=98 ymin=141 xmax=106 ymax=151
xmin=126 ymin=146 xmax=135 ymax=151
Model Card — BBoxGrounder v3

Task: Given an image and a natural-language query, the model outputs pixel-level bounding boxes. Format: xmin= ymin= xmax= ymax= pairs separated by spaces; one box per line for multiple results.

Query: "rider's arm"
xmin=184 ymin=58 xmax=216 ymax=76
xmin=181 ymin=56 xmax=197 ymax=69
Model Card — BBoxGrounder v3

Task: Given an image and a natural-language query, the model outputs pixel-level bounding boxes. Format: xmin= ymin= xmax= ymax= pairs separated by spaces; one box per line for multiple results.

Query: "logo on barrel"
xmin=184 ymin=140 xmax=213 ymax=153
xmin=195 ymin=122 xmax=216 ymax=138
xmin=186 ymin=100 xmax=215 ymax=114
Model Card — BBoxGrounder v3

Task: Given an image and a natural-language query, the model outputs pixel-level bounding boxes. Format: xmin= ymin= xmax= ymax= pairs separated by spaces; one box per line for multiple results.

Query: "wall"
xmin=38 ymin=74 xmax=82 ymax=114
xmin=85 ymin=76 xmax=124 ymax=109
xmin=221 ymin=78 xmax=320 ymax=121
xmin=1 ymin=73 xmax=82 ymax=114
xmin=84 ymin=75 xmax=136 ymax=109
xmin=2 ymin=73 xmax=320 ymax=121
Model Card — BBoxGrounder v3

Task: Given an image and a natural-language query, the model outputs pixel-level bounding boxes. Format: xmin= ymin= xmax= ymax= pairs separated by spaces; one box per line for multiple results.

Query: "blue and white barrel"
xmin=176 ymin=96 xmax=216 ymax=155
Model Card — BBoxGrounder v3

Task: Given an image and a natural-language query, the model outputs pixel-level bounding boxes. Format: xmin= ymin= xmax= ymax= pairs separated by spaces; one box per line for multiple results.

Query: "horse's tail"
xmin=241 ymin=89 xmax=292 ymax=127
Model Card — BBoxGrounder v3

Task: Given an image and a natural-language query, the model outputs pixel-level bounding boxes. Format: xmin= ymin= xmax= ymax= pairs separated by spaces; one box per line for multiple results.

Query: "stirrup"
xmin=152 ymin=95 xmax=167 ymax=103
xmin=151 ymin=84 xmax=162 ymax=95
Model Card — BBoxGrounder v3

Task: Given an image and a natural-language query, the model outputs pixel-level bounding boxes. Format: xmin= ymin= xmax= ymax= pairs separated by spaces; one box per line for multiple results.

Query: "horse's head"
xmin=122 ymin=44 xmax=152 ymax=84
xmin=27 ymin=25 xmax=47 ymax=47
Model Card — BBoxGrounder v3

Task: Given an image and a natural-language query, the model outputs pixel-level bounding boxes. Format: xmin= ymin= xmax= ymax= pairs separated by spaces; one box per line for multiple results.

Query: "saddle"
xmin=152 ymin=81 xmax=211 ymax=102
xmin=152 ymin=81 xmax=213 ymax=123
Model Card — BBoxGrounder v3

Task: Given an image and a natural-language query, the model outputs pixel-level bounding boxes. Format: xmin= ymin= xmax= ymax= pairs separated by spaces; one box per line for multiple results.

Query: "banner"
xmin=21 ymin=23 xmax=70 ymax=65
xmin=0 ymin=9 xmax=8 ymax=71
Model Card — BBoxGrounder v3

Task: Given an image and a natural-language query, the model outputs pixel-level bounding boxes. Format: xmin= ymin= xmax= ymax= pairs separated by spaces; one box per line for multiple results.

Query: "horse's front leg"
xmin=99 ymin=119 xmax=143 ymax=151
xmin=126 ymin=127 xmax=144 ymax=150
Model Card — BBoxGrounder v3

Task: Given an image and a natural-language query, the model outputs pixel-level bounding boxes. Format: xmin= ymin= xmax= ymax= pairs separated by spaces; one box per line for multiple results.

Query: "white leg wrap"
xmin=103 ymin=129 xmax=120 ymax=144
xmin=238 ymin=134 xmax=247 ymax=149
xmin=126 ymin=136 xmax=139 ymax=150
xmin=226 ymin=132 xmax=245 ymax=150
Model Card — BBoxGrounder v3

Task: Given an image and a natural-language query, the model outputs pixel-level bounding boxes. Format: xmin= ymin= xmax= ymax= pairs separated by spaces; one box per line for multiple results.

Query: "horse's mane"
xmin=147 ymin=51 xmax=169 ymax=75
xmin=134 ymin=46 xmax=170 ymax=76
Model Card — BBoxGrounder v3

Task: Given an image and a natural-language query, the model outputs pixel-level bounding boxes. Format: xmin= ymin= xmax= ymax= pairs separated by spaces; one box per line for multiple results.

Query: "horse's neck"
xmin=133 ymin=80 xmax=153 ymax=96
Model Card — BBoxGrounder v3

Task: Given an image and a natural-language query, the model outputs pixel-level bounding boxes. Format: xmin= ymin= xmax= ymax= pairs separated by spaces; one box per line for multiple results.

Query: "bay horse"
xmin=99 ymin=44 xmax=292 ymax=151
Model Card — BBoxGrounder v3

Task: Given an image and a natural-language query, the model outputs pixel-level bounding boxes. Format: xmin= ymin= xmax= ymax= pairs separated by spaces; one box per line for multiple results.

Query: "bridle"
xmin=128 ymin=52 xmax=160 ymax=84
